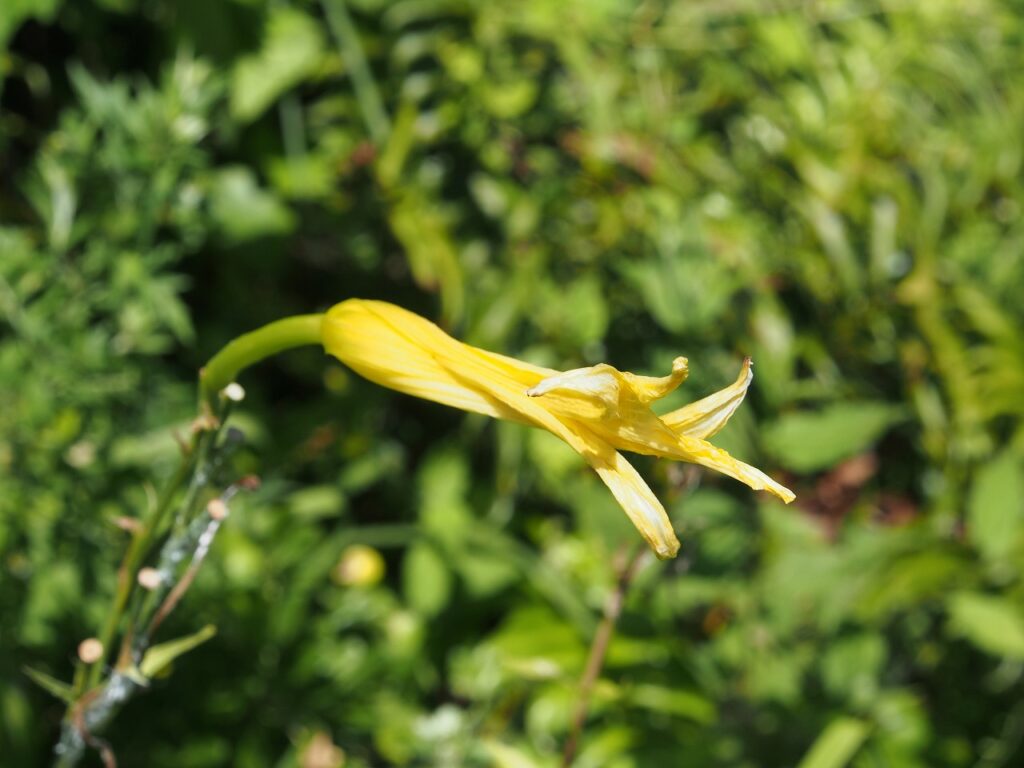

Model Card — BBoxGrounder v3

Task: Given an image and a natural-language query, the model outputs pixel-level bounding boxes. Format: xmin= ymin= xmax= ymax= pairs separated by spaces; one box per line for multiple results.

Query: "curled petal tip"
xmin=653 ymin=539 xmax=681 ymax=559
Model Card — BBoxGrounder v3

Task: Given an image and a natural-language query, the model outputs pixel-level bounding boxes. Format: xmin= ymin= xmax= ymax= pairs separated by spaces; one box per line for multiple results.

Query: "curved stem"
xmin=90 ymin=314 xmax=324 ymax=686
xmin=60 ymin=315 xmax=328 ymax=765
xmin=199 ymin=314 xmax=324 ymax=407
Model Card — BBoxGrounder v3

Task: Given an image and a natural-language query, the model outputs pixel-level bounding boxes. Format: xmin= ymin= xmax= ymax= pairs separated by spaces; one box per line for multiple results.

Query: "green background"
xmin=2 ymin=0 xmax=1024 ymax=766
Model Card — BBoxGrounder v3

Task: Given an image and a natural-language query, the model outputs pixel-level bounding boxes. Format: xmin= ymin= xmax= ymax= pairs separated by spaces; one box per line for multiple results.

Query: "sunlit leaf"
xmin=230 ymin=7 xmax=325 ymax=121
xmin=403 ymin=541 xmax=452 ymax=617
xmin=968 ymin=449 xmax=1024 ymax=562
xmin=209 ymin=167 xmax=295 ymax=242
xmin=947 ymin=592 xmax=1024 ymax=660
xmin=764 ymin=403 xmax=905 ymax=472
xmin=139 ymin=625 xmax=218 ymax=679
xmin=796 ymin=717 xmax=870 ymax=768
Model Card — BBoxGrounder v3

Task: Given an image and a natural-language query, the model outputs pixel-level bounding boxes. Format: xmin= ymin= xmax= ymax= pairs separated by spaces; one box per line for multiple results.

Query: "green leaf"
xmin=418 ymin=448 xmax=471 ymax=547
xmin=230 ymin=7 xmax=326 ymax=122
xmin=627 ymin=684 xmax=716 ymax=724
xmin=764 ymin=402 xmax=904 ymax=472
xmin=947 ymin=592 xmax=1024 ymax=660
xmin=1 ymin=687 xmax=33 ymax=764
xmin=22 ymin=667 xmax=73 ymax=703
xmin=209 ymin=167 xmax=295 ymax=242
xmin=620 ymin=251 xmax=739 ymax=335
xmin=855 ymin=550 xmax=967 ymax=621
xmin=0 ymin=0 xmax=61 ymax=50
xmin=337 ymin=443 xmax=404 ymax=493
xmin=480 ymin=740 xmax=543 ymax=768
xmin=268 ymin=154 xmax=336 ymax=201
xmin=820 ymin=634 xmax=886 ymax=705
xmin=20 ymin=561 xmax=80 ymax=646
xmin=288 ymin=484 xmax=346 ymax=521
xmin=457 ymin=549 xmax=519 ymax=599
xmin=402 ymin=542 xmax=452 ymax=617
xmin=562 ymin=276 xmax=609 ymax=346
xmin=481 ymin=79 xmax=538 ymax=118
xmin=139 ymin=625 xmax=217 ymax=679
xmin=796 ymin=717 xmax=870 ymax=768
xmin=489 ymin=605 xmax=586 ymax=675
xmin=968 ymin=449 xmax=1024 ymax=562
xmin=387 ymin=190 xmax=464 ymax=324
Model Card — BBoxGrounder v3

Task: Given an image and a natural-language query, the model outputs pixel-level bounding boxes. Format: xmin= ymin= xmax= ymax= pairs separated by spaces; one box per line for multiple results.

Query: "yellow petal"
xmin=526 ymin=357 xmax=689 ymax=420
xmin=438 ymin=345 xmax=598 ymax=457
xmin=665 ymin=434 xmax=796 ymax=503
xmin=528 ymin=360 xmax=689 ymax=458
xmin=434 ymin=356 xmax=686 ymax=557
xmin=585 ymin=444 xmax=680 ymax=559
xmin=525 ymin=364 xmax=621 ymax=419
xmin=441 ymin=355 xmax=683 ymax=556
xmin=602 ymin=413 xmax=794 ymax=503
xmin=324 ymin=300 xmax=681 ymax=556
xmin=322 ymin=299 xmax=786 ymax=556
xmin=622 ymin=356 xmax=689 ymax=403
xmin=323 ymin=299 xmax=542 ymax=422
xmin=322 ymin=301 xmax=599 ymax=459
xmin=661 ymin=357 xmax=753 ymax=438
xmin=528 ymin=356 xmax=793 ymax=504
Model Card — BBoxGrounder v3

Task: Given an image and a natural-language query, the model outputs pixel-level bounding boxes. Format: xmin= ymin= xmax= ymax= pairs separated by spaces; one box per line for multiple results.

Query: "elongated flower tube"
xmin=321 ymin=299 xmax=794 ymax=559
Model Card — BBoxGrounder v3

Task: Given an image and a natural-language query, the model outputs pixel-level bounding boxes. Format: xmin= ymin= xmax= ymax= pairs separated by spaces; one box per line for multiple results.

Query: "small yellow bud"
xmin=332 ymin=545 xmax=385 ymax=587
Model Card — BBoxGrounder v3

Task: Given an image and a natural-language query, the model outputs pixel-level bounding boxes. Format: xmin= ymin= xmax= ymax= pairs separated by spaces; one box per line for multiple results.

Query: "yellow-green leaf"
xmin=22 ymin=666 xmax=73 ymax=703
xmin=947 ymin=592 xmax=1024 ymax=659
xmin=139 ymin=624 xmax=217 ymax=679
xmin=231 ymin=7 xmax=325 ymax=122
xmin=765 ymin=402 xmax=904 ymax=472
xmin=797 ymin=717 xmax=870 ymax=768
xmin=968 ymin=449 xmax=1024 ymax=562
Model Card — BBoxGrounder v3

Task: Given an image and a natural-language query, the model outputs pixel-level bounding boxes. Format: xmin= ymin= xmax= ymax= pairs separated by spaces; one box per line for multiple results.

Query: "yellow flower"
xmin=322 ymin=299 xmax=794 ymax=559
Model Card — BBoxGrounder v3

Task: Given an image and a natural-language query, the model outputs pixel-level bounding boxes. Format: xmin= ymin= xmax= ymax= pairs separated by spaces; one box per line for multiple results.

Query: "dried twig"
xmin=561 ymin=543 xmax=648 ymax=768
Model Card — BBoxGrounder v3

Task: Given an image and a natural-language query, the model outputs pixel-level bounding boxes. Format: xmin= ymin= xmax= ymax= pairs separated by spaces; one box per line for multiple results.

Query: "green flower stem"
xmin=199 ymin=314 xmax=325 ymax=408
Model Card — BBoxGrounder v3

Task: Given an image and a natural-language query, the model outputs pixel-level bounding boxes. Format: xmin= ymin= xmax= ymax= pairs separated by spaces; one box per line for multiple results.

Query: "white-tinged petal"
xmin=526 ymin=357 xmax=690 ymax=421
xmin=526 ymin=364 xmax=621 ymax=419
xmin=585 ymin=445 xmax=680 ymax=559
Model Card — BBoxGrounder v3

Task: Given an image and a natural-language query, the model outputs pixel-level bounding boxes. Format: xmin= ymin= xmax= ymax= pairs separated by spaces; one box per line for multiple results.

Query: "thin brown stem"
xmin=561 ymin=544 xmax=647 ymax=768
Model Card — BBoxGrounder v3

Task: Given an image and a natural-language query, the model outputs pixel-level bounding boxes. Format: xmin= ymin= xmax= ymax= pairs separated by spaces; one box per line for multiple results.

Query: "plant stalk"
xmin=199 ymin=314 xmax=324 ymax=409
xmin=561 ymin=544 xmax=647 ymax=768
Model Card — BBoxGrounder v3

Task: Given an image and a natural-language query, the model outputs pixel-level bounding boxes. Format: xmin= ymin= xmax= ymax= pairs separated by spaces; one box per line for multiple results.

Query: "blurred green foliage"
xmin=3 ymin=0 xmax=1024 ymax=766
